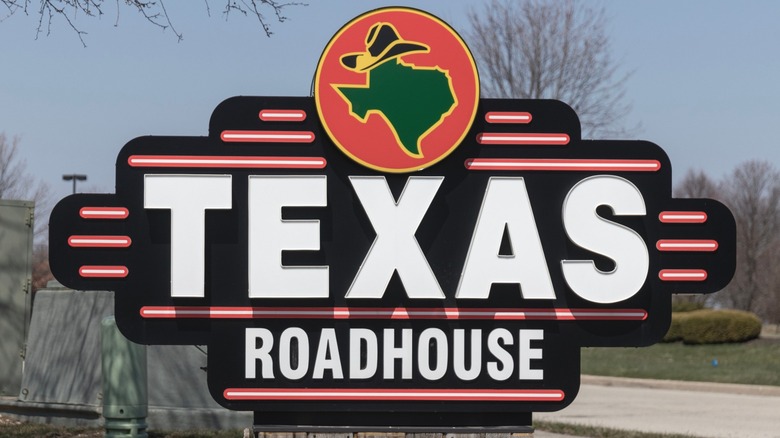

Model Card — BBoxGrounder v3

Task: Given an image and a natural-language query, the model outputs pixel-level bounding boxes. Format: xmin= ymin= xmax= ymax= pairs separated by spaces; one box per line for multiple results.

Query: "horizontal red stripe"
xmin=139 ymin=306 xmax=647 ymax=321
xmin=79 ymin=265 xmax=128 ymax=278
xmin=79 ymin=207 xmax=129 ymax=220
xmin=658 ymin=269 xmax=708 ymax=282
xmin=485 ymin=112 xmax=532 ymax=124
xmin=656 ymin=239 xmax=718 ymax=252
xmin=658 ymin=211 xmax=708 ymax=224
xmin=477 ymin=132 xmax=570 ymax=145
xmin=221 ymin=130 xmax=314 ymax=143
xmin=68 ymin=235 xmax=132 ymax=248
xmin=258 ymin=109 xmax=307 ymax=122
xmin=223 ymin=388 xmax=565 ymax=402
xmin=127 ymin=155 xmax=326 ymax=169
xmin=465 ymin=158 xmax=661 ymax=172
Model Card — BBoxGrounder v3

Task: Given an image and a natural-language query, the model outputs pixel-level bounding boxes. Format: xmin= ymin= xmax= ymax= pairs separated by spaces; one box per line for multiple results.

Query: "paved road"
xmin=536 ymin=376 xmax=780 ymax=438
xmin=535 ymin=433 xmax=585 ymax=438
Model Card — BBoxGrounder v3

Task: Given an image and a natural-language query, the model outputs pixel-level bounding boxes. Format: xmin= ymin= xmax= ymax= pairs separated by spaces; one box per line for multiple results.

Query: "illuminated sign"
xmin=49 ymin=7 xmax=736 ymax=431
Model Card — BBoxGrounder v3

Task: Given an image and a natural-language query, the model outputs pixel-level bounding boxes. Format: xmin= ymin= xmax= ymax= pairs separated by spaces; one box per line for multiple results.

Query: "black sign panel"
xmin=48 ymin=7 xmax=736 ymax=431
xmin=49 ymin=95 xmax=736 ymax=428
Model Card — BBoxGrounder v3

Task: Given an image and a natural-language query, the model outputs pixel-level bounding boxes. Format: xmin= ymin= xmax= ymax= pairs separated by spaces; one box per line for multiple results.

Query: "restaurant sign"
xmin=49 ymin=7 xmax=736 ymax=430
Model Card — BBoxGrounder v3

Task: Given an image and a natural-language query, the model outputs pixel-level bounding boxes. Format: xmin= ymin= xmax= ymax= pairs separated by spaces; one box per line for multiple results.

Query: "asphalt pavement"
xmin=535 ymin=375 xmax=780 ymax=438
xmin=535 ymin=432 xmax=586 ymax=438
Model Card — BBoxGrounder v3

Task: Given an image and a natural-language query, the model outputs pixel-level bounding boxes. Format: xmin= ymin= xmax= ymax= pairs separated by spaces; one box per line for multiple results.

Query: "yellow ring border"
xmin=314 ymin=7 xmax=480 ymax=174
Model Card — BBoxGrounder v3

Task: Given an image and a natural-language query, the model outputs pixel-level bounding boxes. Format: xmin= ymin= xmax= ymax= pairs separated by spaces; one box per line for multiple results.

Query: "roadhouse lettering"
xmin=245 ymin=327 xmax=545 ymax=382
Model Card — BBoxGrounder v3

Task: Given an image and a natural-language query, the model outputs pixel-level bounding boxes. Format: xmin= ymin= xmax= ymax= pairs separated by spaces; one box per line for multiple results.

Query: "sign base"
xmin=252 ymin=412 xmax=533 ymax=434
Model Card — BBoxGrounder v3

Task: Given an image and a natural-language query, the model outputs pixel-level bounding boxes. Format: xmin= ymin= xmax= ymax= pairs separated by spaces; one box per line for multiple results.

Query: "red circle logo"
xmin=315 ymin=8 xmax=479 ymax=173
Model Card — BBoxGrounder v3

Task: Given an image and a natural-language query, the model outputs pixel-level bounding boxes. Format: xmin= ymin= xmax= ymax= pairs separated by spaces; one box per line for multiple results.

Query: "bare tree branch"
xmin=467 ymin=0 xmax=634 ymax=138
xmin=0 ymin=133 xmax=32 ymax=200
xmin=1 ymin=0 xmax=305 ymax=45
xmin=675 ymin=168 xmax=718 ymax=199
xmin=127 ymin=0 xmax=181 ymax=42
xmin=673 ymin=169 xmax=720 ymax=307
xmin=0 ymin=133 xmax=52 ymax=241
xmin=715 ymin=160 xmax=780 ymax=318
xmin=31 ymin=242 xmax=53 ymax=293
xmin=677 ymin=163 xmax=780 ymax=322
xmin=221 ymin=0 xmax=304 ymax=37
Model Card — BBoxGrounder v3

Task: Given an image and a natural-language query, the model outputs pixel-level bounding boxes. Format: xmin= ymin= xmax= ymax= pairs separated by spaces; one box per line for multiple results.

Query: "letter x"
xmin=347 ymin=176 xmax=445 ymax=299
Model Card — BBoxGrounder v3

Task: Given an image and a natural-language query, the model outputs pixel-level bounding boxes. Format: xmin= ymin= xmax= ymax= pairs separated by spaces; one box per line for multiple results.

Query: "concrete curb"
xmin=581 ymin=374 xmax=780 ymax=397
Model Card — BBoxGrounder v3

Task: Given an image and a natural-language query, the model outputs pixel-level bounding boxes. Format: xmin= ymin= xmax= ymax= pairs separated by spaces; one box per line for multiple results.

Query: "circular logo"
xmin=315 ymin=8 xmax=479 ymax=173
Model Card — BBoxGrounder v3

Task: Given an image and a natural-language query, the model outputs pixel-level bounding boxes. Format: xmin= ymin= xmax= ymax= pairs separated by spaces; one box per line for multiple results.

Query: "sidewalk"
xmin=580 ymin=374 xmax=780 ymax=396
xmin=536 ymin=375 xmax=780 ymax=438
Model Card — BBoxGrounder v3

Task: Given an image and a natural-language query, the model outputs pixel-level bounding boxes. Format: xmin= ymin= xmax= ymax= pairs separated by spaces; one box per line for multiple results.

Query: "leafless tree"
xmin=467 ymin=0 xmax=633 ymax=137
xmin=674 ymin=168 xmax=718 ymax=199
xmin=760 ymin=240 xmax=780 ymax=323
xmin=0 ymin=133 xmax=49 ymax=204
xmin=31 ymin=242 xmax=53 ymax=293
xmin=716 ymin=160 xmax=780 ymax=320
xmin=0 ymin=133 xmax=52 ymax=293
xmin=0 ymin=133 xmax=51 ymax=239
xmin=1 ymin=0 xmax=304 ymax=46
xmin=672 ymin=169 xmax=721 ymax=307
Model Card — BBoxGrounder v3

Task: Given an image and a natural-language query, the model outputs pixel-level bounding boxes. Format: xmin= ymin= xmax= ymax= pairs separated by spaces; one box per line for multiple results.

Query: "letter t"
xmin=144 ymin=174 xmax=232 ymax=298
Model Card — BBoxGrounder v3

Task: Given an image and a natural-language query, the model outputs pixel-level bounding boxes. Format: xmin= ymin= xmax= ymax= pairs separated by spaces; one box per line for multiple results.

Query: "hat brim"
xmin=341 ymin=41 xmax=429 ymax=72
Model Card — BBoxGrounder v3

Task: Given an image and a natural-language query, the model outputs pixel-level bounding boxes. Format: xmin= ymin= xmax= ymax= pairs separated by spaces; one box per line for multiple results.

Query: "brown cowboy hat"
xmin=340 ymin=22 xmax=429 ymax=71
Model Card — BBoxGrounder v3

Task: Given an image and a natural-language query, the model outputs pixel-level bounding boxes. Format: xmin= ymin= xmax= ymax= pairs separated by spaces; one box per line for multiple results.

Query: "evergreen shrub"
xmin=663 ymin=309 xmax=762 ymax=344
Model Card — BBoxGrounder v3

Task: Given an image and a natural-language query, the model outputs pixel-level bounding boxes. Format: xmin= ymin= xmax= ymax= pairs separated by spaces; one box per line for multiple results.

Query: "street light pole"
xmin=62 ymin=174 xmax=87 ymax=194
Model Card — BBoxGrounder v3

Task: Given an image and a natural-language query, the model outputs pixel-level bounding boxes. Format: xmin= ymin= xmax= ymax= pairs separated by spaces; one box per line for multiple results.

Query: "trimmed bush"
xmin=662 ymin=311 xmax=689 ymax=342
xmin=667 ymin=309 xmax=763 ymax=344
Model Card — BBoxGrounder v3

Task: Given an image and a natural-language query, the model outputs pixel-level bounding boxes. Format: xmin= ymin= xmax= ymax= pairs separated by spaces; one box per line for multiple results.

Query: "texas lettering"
xmin=142 ymin=173 xmax=649 ymax=303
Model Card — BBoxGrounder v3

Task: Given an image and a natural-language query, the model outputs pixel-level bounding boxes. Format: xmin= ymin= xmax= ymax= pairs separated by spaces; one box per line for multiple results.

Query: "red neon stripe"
xmin=658 ymin=269 xmax=708 ymax=282
xmin=127 ymin=155 xmax=326 ymax=169
xmin=139 ymin=306 xmax=647 ymax=321
xmin=476 ymin=133 xmax=570 ymax=145
xmin=223 ymin=388 xmax=565 ymax=402
xmin=68 ymin=235 xmax=132 ymax=248
xmin=465 ymin=158 xmax=661 ymax=172
xmin=220 ymin=130 xmax=314 ymax=143
xmin=79 ymin=265 xmax=128 ymax=278
xmin=485 ymin=112 xmax=532 ymax=124
xmin=258 ymin=109 xmax=307 ymax=122
xmin=656 ymin=240 xmax=718 ymax=252
xmin=659 ymin=211 xmax=708 ymax=224
xmin=79 ymin=207 xmax=129 ymax=220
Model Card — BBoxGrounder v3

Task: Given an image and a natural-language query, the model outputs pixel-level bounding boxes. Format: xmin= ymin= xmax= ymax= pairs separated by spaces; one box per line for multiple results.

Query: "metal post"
xmin=62 ymin=174 xmax=87 ymax=194
xmin=101 ymin=315 xmax=148 ymax=437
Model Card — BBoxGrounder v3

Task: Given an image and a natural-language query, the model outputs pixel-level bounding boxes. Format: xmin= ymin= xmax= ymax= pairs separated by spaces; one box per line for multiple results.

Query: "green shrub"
xmin=662 ymin=311 xmax=689 ymax=342
xmin=676 ymin=309 xmax=762 ymax=344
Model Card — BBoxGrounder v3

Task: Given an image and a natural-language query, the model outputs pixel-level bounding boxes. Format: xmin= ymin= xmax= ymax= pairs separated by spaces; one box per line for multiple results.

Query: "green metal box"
xmin=0 ymin=199 xmax=34 ymax=396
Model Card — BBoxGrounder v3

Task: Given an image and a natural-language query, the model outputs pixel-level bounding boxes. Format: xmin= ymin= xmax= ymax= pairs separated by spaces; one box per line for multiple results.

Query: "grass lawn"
xmin=0 ymin=416 xmax=700 ymax=438
xmin=581 ymin=338 xmax=780 ymax=386
xmin=0 ymin=418 xmax=702 ymax=438
xmin=534 ymin=420 xmax=696 ymax=438
xmin=0 ymin=419 xmax=245 ymax=438
xmin=0 ymin=421 xmax=696 ymax=438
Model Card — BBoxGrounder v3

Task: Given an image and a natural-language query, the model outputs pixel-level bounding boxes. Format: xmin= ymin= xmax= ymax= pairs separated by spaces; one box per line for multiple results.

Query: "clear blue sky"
xmin=2 ymin=1 xmax=779 ymax=205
